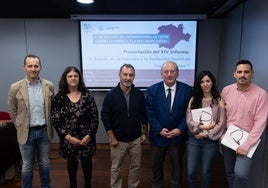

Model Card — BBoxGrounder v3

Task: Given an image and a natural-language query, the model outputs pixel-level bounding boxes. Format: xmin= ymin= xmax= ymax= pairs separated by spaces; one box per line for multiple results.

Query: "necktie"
xmin=167 ymin=88 xmax=172 ymax=111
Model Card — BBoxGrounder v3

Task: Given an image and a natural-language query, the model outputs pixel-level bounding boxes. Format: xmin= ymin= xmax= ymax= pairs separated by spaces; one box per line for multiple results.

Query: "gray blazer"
xmin=8 ymin=78 xmax=54 ymax=144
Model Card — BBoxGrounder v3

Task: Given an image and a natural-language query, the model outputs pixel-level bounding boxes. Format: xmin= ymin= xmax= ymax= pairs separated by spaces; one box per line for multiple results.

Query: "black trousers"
xmin=67 ymin=156 xmax=93 ymax=188
xmin=151 ymin=144 xmax=185 ymax=188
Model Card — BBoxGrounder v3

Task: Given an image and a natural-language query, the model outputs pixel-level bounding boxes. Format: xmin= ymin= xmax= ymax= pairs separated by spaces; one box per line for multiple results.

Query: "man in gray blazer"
xmin=8 ymin=54 xmax=54 ymax=188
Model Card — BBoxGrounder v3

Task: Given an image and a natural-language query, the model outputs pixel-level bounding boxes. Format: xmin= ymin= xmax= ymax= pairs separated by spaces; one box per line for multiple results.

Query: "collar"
xmin=26 ymin=77 xmax=41 ymax=86
xmin=164 ymin=82 xmax=176 ymax=91
xmin=236 ymin=82 xmax=253 ymax=92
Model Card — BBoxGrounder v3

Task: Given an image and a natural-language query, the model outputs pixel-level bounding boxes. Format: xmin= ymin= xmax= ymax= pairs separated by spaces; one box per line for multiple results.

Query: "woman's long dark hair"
xmin=58 ymin=66 xmax=87 ymax=94
xmin=191 ymin=70 xmax=221 ymax=109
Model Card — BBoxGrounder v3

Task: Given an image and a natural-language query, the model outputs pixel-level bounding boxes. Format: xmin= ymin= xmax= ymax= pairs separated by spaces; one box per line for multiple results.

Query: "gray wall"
xmin=0 ymin=19 xmax=81 ymax=143
xmin=219 ymin=0 xmax=268 ymax=187
xmin=0 ymin=0 xmax=267 ymax=185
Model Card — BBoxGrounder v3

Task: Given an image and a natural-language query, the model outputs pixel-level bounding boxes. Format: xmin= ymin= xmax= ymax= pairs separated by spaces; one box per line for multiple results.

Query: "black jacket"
xmin=101 ymin=83 xmax=147 ymax=142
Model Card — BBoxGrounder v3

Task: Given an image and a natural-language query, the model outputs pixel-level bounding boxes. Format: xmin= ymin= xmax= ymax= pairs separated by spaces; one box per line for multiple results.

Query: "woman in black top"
xmin=51 ymin=66 xmax=98 ymax=188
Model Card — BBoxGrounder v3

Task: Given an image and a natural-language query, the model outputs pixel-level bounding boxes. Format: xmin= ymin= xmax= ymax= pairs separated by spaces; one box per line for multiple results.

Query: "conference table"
xmin=0 ymin=121 xmax=21 ymax=180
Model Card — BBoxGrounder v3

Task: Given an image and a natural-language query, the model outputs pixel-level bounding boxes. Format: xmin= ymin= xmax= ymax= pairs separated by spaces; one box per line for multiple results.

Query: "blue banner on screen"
xmin=80 ymin=20 xmax=197 ymax=89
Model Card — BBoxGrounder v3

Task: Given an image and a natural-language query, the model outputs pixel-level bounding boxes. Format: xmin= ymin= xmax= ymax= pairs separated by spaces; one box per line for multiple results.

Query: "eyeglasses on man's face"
xmin=162 ymin=70 xmax=178 ymax=75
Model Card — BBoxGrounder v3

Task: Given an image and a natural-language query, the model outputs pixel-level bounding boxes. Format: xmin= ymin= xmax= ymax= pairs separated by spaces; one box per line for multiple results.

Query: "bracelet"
xmin=142 ymin=132 xmax=148 ymax=135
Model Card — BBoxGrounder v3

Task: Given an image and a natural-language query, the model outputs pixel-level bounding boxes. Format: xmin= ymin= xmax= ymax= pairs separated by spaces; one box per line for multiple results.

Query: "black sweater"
xmin=101 ymin=83 xmax=148 ymax=142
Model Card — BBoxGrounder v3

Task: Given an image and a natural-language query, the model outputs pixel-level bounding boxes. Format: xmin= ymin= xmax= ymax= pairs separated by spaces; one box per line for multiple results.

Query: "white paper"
xmin=191 ymin=107 xmax=212 ymax=125
xmin=221 ymin=124 xmax=260 ymax=158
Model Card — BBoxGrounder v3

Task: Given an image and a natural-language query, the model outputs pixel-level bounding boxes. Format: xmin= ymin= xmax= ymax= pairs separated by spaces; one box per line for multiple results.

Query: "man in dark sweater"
xmin=101 ymin=64 xmax=148 ymax=188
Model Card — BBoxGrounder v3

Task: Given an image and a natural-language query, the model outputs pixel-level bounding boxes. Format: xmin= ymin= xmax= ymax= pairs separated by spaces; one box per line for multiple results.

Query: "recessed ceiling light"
xmin=77 ymin=0 xmax=94 ymax=4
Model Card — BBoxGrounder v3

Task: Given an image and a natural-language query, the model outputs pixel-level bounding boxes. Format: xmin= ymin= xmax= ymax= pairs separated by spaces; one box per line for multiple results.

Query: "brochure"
xmin=191 ymin=106 xmax=212 ymax=125
xmin=221 ymin=124 xmax=260 ymax=158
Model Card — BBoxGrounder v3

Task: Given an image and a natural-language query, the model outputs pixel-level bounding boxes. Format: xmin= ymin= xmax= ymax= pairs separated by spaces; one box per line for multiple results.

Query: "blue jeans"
xmin=19 ymin=128 xmax=51 ymax=188
xmin=222 ymin=145 xmax=251 ymax=188
xmin=187 ymin=136 xmax=219 ymax=188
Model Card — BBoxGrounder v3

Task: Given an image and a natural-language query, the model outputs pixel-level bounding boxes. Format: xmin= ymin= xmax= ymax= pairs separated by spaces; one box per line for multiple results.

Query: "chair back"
xmin=0 ymin=111 xmax=11 ymax=120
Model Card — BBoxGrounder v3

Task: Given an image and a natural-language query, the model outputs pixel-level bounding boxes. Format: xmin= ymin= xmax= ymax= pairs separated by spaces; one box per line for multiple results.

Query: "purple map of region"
xmin=158 ymin=24 xmax=191 ymax=49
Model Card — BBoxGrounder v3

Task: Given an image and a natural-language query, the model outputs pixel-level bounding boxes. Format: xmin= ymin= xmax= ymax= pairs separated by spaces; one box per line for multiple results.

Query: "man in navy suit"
xmin=146 ymin=61 xmax=192 ymax=188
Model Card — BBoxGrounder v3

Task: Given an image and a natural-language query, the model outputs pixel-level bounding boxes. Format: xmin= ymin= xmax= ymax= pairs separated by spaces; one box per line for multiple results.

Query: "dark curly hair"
xmin=191 ymin=70 xmax=221 ymax=109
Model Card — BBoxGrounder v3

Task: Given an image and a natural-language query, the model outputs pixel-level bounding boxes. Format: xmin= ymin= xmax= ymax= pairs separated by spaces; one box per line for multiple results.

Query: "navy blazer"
xmin=146 ymin=81 xmax=192 ymax=147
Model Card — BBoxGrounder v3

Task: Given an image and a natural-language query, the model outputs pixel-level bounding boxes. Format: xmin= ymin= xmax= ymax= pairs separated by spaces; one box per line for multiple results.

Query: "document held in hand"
xmin=191 ymin=106 xmax=212 ymax=125
xmin=221 ymin=124 xmax=261 ymax=158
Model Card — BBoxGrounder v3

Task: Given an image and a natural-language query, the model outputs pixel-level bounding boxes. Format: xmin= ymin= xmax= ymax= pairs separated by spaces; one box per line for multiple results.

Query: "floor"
xmin=0 ymin=143 xmax=228 ymax=188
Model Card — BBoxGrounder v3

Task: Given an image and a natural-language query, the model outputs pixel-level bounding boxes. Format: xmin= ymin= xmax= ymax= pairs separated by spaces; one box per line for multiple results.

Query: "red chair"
xmin=0 ymin=111 xmax=11 ymax=120
xmin=0 ymin=111 xmax=11 ymax=126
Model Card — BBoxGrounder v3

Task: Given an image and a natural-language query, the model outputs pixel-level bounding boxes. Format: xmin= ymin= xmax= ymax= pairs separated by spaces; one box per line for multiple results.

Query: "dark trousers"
xmin=67 ymin=156 xmax=93 ymax=188
xmin=151 ymin=144 xmax=185 ymax=188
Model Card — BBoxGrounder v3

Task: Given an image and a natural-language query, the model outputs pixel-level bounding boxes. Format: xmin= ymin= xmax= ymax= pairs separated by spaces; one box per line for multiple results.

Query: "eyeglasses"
xmin=199 ymin=110 xmax=212 ymax=123
xmin=162 ymin=70 xmax=177 ymax=75
xmin=230 ymin=129 xmax=244 ymax=145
